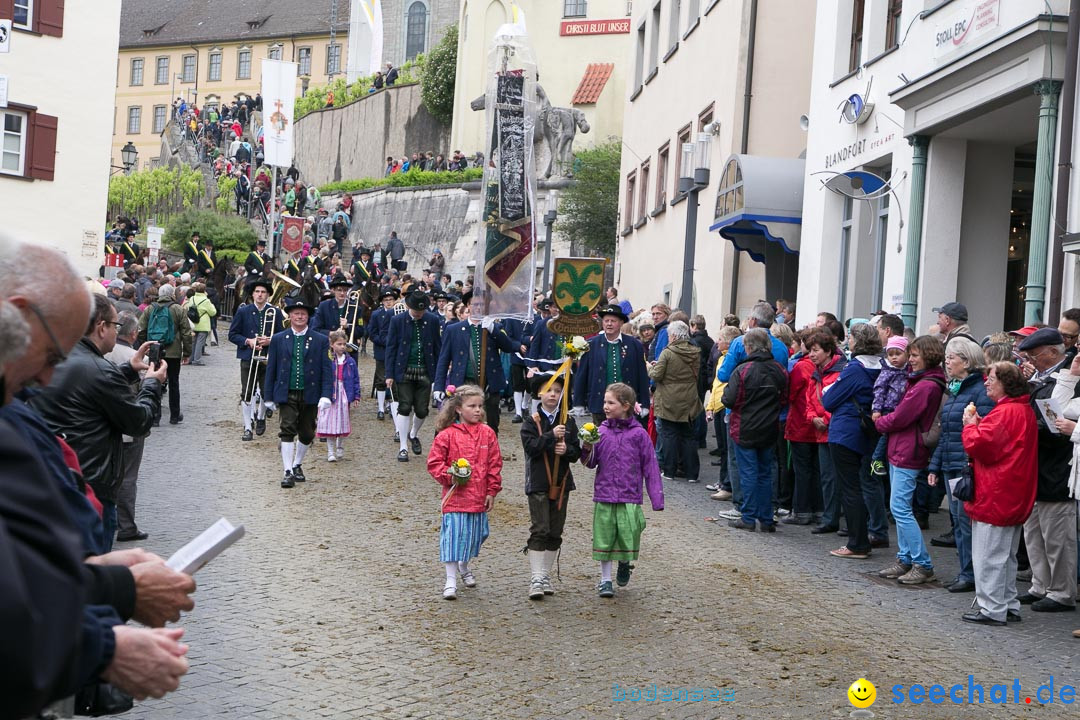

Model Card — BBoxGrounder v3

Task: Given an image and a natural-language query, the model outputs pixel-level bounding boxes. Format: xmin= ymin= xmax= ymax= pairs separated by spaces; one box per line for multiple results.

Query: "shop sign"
xmin=560 ymin=19 xmax=631 ymax=36
xmin=824 ymin=139 xmax=867 ymax=169
xmin=934 ymin=0 xmax=1000 ymax=59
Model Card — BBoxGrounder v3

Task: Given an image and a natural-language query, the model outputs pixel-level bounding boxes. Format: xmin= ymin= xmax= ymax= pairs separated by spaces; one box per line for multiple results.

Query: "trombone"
xmin=242 ymin=305 xmax=278 ymax=404
xmin=345 ymin=289 xmax=362 ymax=352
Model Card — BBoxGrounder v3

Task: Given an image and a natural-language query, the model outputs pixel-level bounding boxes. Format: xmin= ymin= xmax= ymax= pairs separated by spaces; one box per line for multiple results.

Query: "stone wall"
xmin=324 ymin=183 xmax=569 ymax=289
xmin=380 ymin=0 xmax=458 ymax=67
xmin=293 ymin=83 xmax=450 ymax=189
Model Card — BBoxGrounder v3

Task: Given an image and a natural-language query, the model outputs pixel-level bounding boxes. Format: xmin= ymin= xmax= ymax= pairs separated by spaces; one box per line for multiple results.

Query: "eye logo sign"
xmin=848 ymin=678 xmax=877 ymax=709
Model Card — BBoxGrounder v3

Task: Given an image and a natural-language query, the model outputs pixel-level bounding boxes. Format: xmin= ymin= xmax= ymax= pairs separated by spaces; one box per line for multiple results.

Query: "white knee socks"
xmin=241 ymin=401 xmax=253 ymax=431
xmin=444 ymin=562 xmax=457 ymax=589
xmin=513 ymin=391 xmax=524 ymax=416
xmin=529 ymin=551 xmax=545 ymax=581
xmin=255 ymin=396 xmax=265 ymax=420
xmin=294 ymin=441 xmax=310 ymax=466
xmin=336 ymin=437 xmax=345 ymax=454
xmin=377 ymin=390 xmax=386 ymax=413
xmin=395 ymin=414 xmax=411 ymax=451
xmin=542 ymin=549 xmax=558 ymax=579
xmin=410 ymin=415 xmax=425 ymax=438
xmin=280 ymin=441 xmax=295 ymax=472
xmin=600 ymin=561 xmax=613 ymax=583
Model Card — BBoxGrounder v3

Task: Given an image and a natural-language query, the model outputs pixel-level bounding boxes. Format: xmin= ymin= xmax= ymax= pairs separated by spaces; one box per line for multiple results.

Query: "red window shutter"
xmin=36 ymin=0 xmax=64 ymax=36
xmin=28 ymin=113 xmax=58 ymax=181
xmin=0 ymin=0 xmax=15 ymax=22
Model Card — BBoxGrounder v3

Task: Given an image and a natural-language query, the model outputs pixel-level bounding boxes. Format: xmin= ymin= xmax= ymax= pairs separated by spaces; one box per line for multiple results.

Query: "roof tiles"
xmin=571 ymin=62 xmax=614 ymax=105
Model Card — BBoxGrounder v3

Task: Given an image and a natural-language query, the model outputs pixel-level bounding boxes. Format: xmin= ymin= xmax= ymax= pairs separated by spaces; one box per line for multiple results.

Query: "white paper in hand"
xmin=166 ymin=517 xmax=245 ymax=575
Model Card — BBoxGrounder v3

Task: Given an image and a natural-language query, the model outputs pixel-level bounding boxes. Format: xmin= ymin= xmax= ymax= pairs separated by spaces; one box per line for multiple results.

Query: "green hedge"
xmin=319 ymin=167 xmax=483 ymax=195
xmin=295 ymin=57 xmax=425 ymax=120
xmin=164 ymin=208 xmax=257 ymax=264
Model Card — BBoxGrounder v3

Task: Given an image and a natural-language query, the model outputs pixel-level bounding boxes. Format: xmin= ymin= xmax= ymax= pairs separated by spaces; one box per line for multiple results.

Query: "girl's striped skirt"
xmin=440 ymin=511 xmax=490 ymax=563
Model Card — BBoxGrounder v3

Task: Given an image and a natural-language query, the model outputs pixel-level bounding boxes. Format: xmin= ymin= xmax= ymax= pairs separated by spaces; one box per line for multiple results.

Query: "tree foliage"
xmin=164 ymin=209 xmax=256 ymax=264
xmin=295 ymin=57 xmax=425 ymax=120
xmin=556 ymin=138 xmax=622 ymax=257
xmin=420 ymin=24 xmax=458 ymax=126
xmin=319 ymin=166 xmax=482 ymax=194
xmin=215 ymin=174 xmax=238 ymax=213
xmin=108 ymin=167 xmax=204 ymax=224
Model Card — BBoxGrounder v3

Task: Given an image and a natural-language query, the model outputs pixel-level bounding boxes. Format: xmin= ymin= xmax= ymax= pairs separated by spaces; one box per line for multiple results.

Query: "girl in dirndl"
xmin=427 ymin=385 xmax=503 ymax=600
xmin=581 ymin=382 xmax=664 ymax=598
xmin=317 ymin=330 xmax=361 ymax=462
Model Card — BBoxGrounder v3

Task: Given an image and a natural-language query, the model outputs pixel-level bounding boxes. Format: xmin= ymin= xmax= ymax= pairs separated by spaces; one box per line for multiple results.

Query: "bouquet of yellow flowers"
xmin=563 ymin=336 xmax=590 ymax=359
xmin=579 ymin=421 xmax=602 ymax=445
xmin=448 ymin=457 xmax=472 ymax=485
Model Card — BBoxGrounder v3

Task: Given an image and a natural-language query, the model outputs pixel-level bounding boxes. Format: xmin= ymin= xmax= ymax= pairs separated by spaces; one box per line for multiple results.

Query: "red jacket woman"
xmin=784 ymin=354 xmax=818 ymax=442
xmin=427 ymin=422 xmax=503 ymax=513
xmin=961 ymin=394 xmax=1038 ymax=526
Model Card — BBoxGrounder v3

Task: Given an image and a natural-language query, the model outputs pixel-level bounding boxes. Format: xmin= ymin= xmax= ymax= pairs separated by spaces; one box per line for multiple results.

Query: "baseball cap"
xmin=932 ymin=302 xmax=968 ymax=322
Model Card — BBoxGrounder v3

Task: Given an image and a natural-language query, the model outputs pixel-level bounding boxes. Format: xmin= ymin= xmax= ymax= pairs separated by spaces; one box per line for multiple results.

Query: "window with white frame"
xmin=633 ymin=22 xmax=645 ymax=89
xmin=649 ymin=2 xmax=661 ymax=74
xmin=155 ymin=57 xmax=169 ymax=85
xmin=405 ymin=1 xmax=429 ymax=60
xmin=298 ymin=47 xmax=312 ymax=76
xmin=153 ymin=105 xmax=167 ymax=134
xmin=1 ymin=111 xmax=27 ymax=176
xmin=208 ymin=51 xmax=222 ymax=81
xmin=563 ymin=0 xmax=587 ymax=17
xmin=668 ymin=0 xmax=681 ymax=50
xmin=268 ymin=44 xmax=283 ymax=60
xmin=326 ymin=44 xmax=341 ymax=75
xmin=130 ymin=58 xmax=144 ymax=86
xmin=13 ymin=0 xmax=31 ymax=29
xmin=127 ymin=106 xmax=142 ymax=135
xmin=237 ymin=49 xmax=252 ymax=79
xmin=181 ymin=54 xmax=196 ymax=83
xmin=838 ymin=195 xmax=854 ymax=313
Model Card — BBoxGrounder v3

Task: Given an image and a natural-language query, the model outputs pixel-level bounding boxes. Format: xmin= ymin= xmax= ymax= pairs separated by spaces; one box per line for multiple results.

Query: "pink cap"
xmin=886 ymin=336 xmax=909 ymax=352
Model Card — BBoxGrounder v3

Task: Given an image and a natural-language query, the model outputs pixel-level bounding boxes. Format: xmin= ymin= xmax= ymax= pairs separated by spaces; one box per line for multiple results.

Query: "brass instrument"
xmin=269 ymin=268 xmax=301 ymax=308
xmin=345 ymin=289 xmax=362 ymax=351
xmin=242 ymin=303 xmax=278 ymax=404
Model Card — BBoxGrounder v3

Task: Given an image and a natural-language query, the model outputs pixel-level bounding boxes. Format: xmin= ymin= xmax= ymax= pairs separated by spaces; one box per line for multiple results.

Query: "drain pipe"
xmin=1049 ymin=0 xmax=1080 ymax=319
xmin=729 ymin=0 xmax=758 ymax=313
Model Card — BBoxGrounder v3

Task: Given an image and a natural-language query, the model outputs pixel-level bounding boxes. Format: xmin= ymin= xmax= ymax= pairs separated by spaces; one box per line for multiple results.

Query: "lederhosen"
xmin=396 ymin=319 xmax=431 ymax=419
xmin=240 ymin=305 xmax=279 ymax=402
xmin=279 ymin=332 xmax=319 ymax=444
xmin=526 ymin=410 xmax=577 ymax=552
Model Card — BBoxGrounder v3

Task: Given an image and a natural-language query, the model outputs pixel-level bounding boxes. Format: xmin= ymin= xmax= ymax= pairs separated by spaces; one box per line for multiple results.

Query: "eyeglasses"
xmin=103 ymin=320 xmax=123 ymax=330
xmin=24 ymin=302 xmax=68 ymax=368
xmin=1061 ymin=332 xmax=1079 ymax=341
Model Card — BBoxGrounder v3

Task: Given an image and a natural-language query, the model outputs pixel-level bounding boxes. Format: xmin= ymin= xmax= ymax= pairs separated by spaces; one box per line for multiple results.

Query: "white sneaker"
xmin=541 ymin=574 xmax=555 ymax=596
xmin=327 ymin=454 xmax=337 ymax=463
xmin=443 ymin=584 xmax=457 ymax=600
xmin=716 ymin=508 xmax=742 ymax=521
xmin=711 ymin=489 xmax=733 ymax=501
xmin=335 ymin=448 xmax=344 ymax=460
xmin=529 ymin=578 xmax=545 ymax=600
xmin=661 ymin=473 xmax=674 ymax=482
xmin=460 ymin=570 xmax=477 ymax=588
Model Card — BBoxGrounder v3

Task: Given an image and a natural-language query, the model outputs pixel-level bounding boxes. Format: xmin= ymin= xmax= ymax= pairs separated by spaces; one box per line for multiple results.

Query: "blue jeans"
xmin=654 ymin=416 xmax=666 ymax=469
xmin=944 ymin=472 xmax=974 ymax=582
xmin=890 ymin=465 xmax=933 ymax=569
xmin=819 ymin=444 xmax=840 ymax=528
xmin=863 ymin=465 xmax=888 ymax=540
xmin=726 ymin=426 xmax=743 ymax=509
xmin=871 ymin=434 xmax=888 ymax=463
xmin=101 ymin=500 xmax=117 ymax=553
xmin=734 ymin=445 xmax=776 ymax=527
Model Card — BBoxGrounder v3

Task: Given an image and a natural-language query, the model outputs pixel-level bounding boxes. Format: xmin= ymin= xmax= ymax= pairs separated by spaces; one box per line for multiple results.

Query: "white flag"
xmin=260 ymin=59 xmax=298 ymax=168
xmin=348 ymin=0 xmax=383 ymax=82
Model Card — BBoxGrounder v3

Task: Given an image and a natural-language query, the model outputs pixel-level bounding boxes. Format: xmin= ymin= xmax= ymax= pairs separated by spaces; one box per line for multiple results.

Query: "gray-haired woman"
xmin=649 ymin=320 xmax=704 ymax=483
xmin=927 ymin=337 xmax=995 ymax=593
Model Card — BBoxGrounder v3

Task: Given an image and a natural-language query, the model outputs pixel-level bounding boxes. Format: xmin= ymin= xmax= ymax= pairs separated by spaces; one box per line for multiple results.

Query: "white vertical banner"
xmin=260 ymin=59 xmax=298 ymax=168
xmin=348 ymin=0 xmax=383 ymax=81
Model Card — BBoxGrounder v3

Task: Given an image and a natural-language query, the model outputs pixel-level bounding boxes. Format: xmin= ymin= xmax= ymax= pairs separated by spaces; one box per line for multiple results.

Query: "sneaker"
xmin=242 ymin=429 xmax=253 ymax=441
xmin=616 ymin=561 xmax=633 ymax=587
xmin=660 ymin=473 xmax=675 ymax=482
xmin=597 ymin=580 xmax=615 ymax=598
xmin=711 ymin=490 xmax=733 ymax=501
xmin=687 ymin=478 xmax=699 ymax=484
xmin=292 ymin=465 xmax=306 ymax=482
xmin=393 ymin=431 xmax=400 ymax=443
xmin=897 ymin=564 xmax=934 ymax=585
xmin=705 ymin=483 xmax=720 ymax=492
xmin=870 ymin=460 xmax=887 ymax=477
xmin=410 ymin=436 xmax=422 ymax=455
xmin=878 ymin=561 xmax=912 ymax=579
xmin=541 ymin=575 xmax=555 ymax=596
xmin=327 ymin=453 xmax=337 ymax=463
xmin=930 ymin=532 xmax=957 ymax=548
xmin=728 ymin=518 xmax=756 ymax=531
xmin=775 ymin=508 xmax=791 ymax=517
xmin=335 ymin=448 xmax=345 ymax=460
xmin=460 ymin=571 xmax=477 ymax=588
xmin=281 ymin=471 xmax=295 ymax=489
xmin=782 ymin=514 xmax=812 ymax=525
xmin=397 ymin=449 xmax=409 ymax=462
xmin=716 ymin=508 xmax=742 ymax=521
xmin=529 ymin=578 xmax=545 ymax=600
xmin=443 ymin=585 xmax=457 ymax=600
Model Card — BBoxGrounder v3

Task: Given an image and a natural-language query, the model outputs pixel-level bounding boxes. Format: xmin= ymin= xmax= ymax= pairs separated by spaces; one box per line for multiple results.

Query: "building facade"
xmin=614 ymin=0 xmax=817 ymax=318
xmin=449 ymin=0 xmax=632 ymax=157
xmin=797 ymin=0 xmax=1074 ymax=337
xmin=381 ymin=0 xmax=458 ymax=67
xmin=0 ymin=0 xmax=122 ymax=278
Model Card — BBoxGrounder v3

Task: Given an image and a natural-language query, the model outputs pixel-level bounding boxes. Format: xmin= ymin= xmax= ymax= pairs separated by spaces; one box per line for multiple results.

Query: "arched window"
xmin=405 ymin=1 xmax=429 ymax=61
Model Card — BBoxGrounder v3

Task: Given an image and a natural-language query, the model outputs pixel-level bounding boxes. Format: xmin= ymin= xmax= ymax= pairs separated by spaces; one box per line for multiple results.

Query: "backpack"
xmin=146 ymin=304 xmax=176 ymax=346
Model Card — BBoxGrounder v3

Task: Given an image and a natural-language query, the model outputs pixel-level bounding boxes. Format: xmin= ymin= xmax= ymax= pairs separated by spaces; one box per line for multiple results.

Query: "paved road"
xmin=122 ymin=346 xmax=1080 ymax=719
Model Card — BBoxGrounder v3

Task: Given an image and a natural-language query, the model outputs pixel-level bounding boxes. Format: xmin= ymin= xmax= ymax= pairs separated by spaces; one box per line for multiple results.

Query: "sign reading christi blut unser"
xmin=560 ymin=19 xmax=631 ymax=36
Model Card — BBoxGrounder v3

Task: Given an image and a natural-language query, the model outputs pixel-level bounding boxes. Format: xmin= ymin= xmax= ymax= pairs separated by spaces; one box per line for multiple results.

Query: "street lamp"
xmin=110 ymin=141 xmax=139 ymax=175
xmin=676 ymin=132 xmax=712 ymax=315
xmin=541 ymin=190 xmax=559 ymax=297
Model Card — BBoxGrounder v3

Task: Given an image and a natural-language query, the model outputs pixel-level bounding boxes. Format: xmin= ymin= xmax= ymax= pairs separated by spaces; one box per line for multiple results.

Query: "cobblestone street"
xmin=124 ymin=348 xmax=1080 ymax=719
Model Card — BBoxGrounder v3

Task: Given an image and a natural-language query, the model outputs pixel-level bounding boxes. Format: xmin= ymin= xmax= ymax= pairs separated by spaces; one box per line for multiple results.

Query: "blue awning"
xmin=710 ymin=213 xmax=802 ymax=264
xmin=709 ymin=155 xmax=804 ymax=264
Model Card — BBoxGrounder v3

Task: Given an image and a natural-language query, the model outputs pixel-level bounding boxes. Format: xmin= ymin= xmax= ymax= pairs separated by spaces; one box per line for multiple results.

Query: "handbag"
xmin=75 ymin=682 xmax=133 ymax=716
xmin=953 ymin=462 xmax=975 ymax=502
xmin=850 ymin=397 xmax=880 ymax=441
